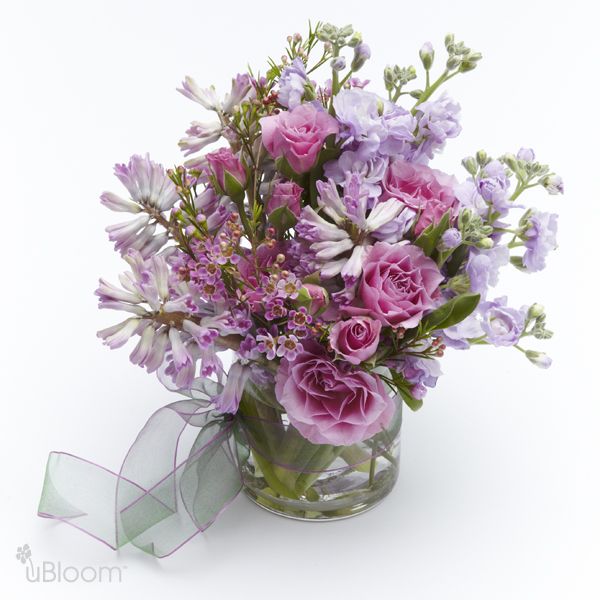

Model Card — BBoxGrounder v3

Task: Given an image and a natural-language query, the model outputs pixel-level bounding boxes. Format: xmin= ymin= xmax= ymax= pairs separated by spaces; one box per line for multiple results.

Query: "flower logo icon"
xmin=16 ymin=544 xmax=32 ymax=564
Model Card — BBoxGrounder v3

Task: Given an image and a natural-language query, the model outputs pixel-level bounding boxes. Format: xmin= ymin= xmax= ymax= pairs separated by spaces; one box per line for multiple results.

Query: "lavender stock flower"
xmin=466 ymin=245 xmax=509 ymax=297
xmin=277 ymin=57 xmax=308 ymax=109
xmin=412 ymin=94 xmax=461 ymax=160
xmin=522 ymin=211 xmax=558 ymax=272
xmin=480 ymin=297 xmax=526 ymax=346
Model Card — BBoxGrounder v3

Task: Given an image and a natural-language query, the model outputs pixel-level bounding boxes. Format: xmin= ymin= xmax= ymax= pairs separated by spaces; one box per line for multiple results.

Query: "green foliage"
xmin=267 ymin=205 xmax=297 ymax=234
xmin=390 ymin=371 xmax=423 ymax=411
xmin=419 ymin=292 xmax=480 ymax=334
xmin=414 ymin=210 xmax=451 ymax=256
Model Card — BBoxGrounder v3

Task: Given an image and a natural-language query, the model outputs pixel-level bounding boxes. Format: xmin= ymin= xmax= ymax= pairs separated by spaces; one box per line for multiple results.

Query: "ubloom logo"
xmin=16 ymin=544 xmax=126 ymax=583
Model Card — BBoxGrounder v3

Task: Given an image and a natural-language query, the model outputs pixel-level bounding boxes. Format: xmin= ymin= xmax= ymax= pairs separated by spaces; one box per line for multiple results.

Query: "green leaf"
xmin=267 ymin=205 xmax=297 ymax=234
xmin=274 ymin=156 xmax=306 ymax=184
xmin=510 ymin=256 xmax=526 ymax=271
xmin=390 ymin=371 xmax=423 ymax=411
xmin=223 ymin=170 xmax=245 ymax=201
xmin=414 ymin=210 xmax=451 ymax=256
xmin=445 ymin=244 xmax=468 ymax=277
xmin=419 ymin=292 xmax=481 ymax=333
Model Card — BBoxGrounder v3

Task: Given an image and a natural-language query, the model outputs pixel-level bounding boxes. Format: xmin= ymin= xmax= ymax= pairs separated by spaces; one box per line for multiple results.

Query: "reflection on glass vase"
xmin=237 ymin=377 xmax=402 ymax=521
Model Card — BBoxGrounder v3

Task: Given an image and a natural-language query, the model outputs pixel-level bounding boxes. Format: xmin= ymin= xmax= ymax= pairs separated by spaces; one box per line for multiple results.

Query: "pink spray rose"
xmin=267 ymin=180 xmax=303 ymax=217
xmin=352 ymin=242 xmax=443 ymax=329
xmin=380 ymin=159 xmax=458 ymax=235
xmin=329 ymin=317 xmax=381 ymax=365
xmin=259 ymin=103 xmax=339 ymax=173
xmin=302 ymin=283 xmax=329 ymax=315
xmin=206 ymin=147 xmax=247 ymax=196
xmin=275 ymin=342 xmax=395 ymax=445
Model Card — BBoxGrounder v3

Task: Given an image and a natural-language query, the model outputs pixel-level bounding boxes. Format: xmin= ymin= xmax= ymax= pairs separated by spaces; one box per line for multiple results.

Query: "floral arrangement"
xmin=39 ymin=23 xmax=562 ymax=555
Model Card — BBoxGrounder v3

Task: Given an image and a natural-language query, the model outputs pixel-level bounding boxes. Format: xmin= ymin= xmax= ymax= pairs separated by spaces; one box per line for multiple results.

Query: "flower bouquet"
xmin=39 ymin=23 xmax=562 ymax=556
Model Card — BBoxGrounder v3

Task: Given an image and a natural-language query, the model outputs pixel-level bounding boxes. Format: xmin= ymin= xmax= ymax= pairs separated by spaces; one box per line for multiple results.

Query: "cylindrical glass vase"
xmin=237 ymin=377 xmax=402 ymax=520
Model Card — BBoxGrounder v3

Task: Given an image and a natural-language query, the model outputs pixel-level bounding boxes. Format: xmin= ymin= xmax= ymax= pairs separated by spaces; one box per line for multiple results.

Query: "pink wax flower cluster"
xmin=96 ymin=23 xmax=561 ymax=447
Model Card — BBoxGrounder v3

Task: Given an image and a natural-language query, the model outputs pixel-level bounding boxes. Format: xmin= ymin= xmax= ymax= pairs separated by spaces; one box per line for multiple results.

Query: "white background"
xmin=1 ymin=1 xmax=598 ymax=598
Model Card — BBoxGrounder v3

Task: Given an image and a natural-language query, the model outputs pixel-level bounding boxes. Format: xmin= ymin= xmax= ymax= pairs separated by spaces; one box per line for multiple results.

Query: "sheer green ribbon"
xmin=38 ymin=376 xmax=402 ymax=557
xmin=38 ymin=378 xmax=247 ymax=558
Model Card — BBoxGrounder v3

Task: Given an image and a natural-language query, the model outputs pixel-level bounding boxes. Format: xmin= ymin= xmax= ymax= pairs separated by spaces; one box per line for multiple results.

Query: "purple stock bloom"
xmin=517 ymin=147 xmax=535 ymax=162
xmin=393 ymin=355 xmax=442 ymax=400
xmin=522 ymin=211 xmax=558 ymax=272
xmin=541 ymin=174 xmax=564 ymax=195
xmin=466 ymin=245 xmax=509 ymax=297
xmin=333 ymin=89 xmax=388 ymax=157
xmin=480 ymin=297 xmax=525 ymax=347
xmin=455 ymin=179 xmax=488 ymax=218
xmin=477 ymin=160 xmax=511 ymax=215
xmin=351 ymin=42 xmax=371 ymax=71
xmin=277 ymin=57 xmax=308 ymax=109
xmin=442 ymin=314 xmax=483 ymax=349
xmin=441 ymin=227 xmax=462 ymax=249
xmin=324 ymin=150 xmax=388 ymax=198
xmin=525 ymin=350 xmax=552 ymax=369
xmin=379 ymin=103 xmax=417 ymax=158
xmin=412 ymin=94 xmax=461 ymax=161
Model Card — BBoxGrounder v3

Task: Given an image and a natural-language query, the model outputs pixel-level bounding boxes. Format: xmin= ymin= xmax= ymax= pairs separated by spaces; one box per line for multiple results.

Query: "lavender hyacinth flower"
xmin=177 ymin=73 xmax=252 ymax=114
xmin=522 ymin=210 xmax=558 ymax=272
xmin=479 ymin=296 xmax=526 ymax=346
xmin=102 ymin=154 xmax=177 ymax=257
xmin=178 ymin=121 xmax=222 ymax=155
xmin=277 ymin=57 xmax=308 ymax=109
xmin=296 ymin=173 xmax=403 ymax=282
xmin=213 ymin=362 xmax=251 ymax=414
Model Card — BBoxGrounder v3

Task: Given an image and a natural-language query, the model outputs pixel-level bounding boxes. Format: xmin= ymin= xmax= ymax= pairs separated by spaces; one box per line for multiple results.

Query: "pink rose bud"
xmin=267 ymin=181 xmax=303 ymax=217
xmin=206 ymin=147 xmax=247 ymax=198
xmin=329 ymin=317 xmax=382 ymax=365
xmin=259 ymin=103 xmax=339 ymax=174
xmin=302 ymin=283 xmax=329 ymax=315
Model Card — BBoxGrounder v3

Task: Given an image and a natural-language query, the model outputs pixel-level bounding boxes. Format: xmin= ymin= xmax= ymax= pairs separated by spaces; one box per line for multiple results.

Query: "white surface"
xmin=1 ymin=1 xmax=598 ymax=598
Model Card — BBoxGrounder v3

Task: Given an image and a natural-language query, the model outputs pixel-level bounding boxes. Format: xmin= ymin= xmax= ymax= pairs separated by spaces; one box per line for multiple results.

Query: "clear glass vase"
xmin=237 ymin=376 xmax=402 ymax=520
